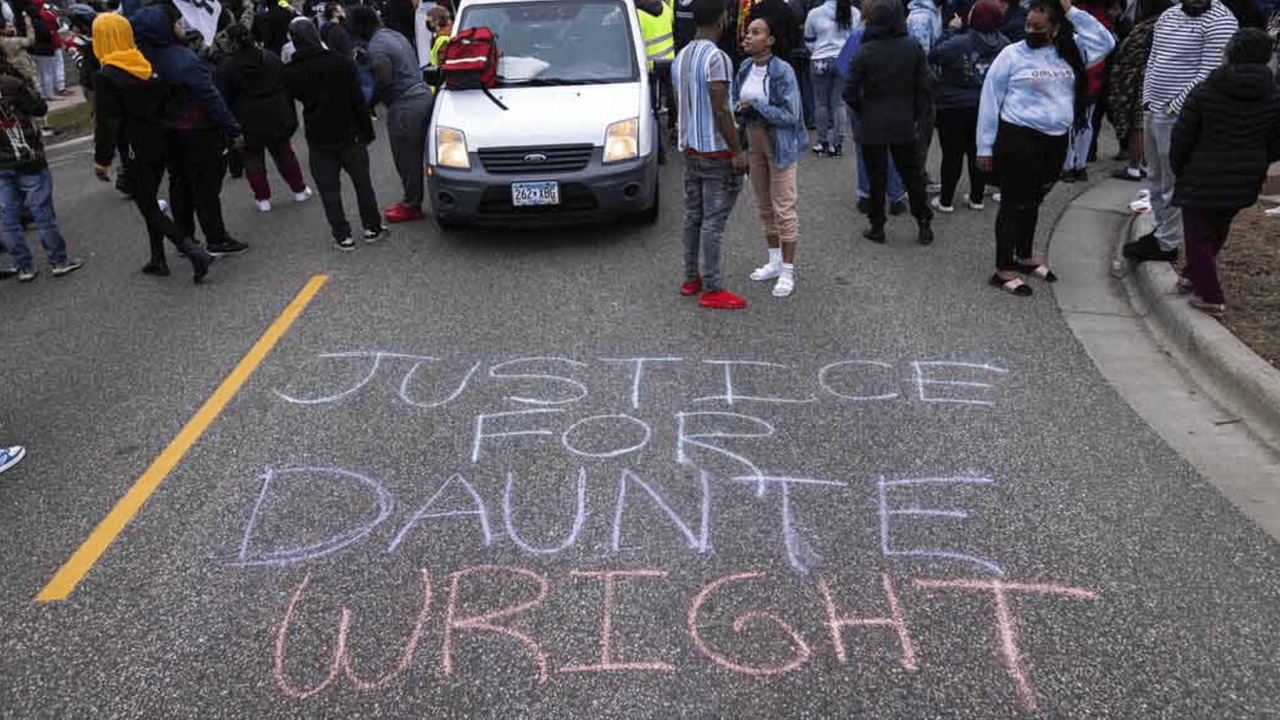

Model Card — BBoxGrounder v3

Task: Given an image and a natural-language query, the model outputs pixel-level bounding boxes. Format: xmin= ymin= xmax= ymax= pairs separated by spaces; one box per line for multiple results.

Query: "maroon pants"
xmin=1180 ymin=208 xmax=1236 ymax=305
xmin=243 ymin=138 xmax=307 ymax=201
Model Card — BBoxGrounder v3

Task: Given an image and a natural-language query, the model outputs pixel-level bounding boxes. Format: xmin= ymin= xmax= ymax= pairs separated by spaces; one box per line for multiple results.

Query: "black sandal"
xmin=990 ymin=273 xmax=1032 ymax=296
xmin=1014 ymin=261 xmax=1058 ymax=282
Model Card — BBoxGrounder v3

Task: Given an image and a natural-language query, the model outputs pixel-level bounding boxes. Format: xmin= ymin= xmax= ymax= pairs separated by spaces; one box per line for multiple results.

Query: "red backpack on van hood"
xmin=440 ymin=26 xmax=508 ymax=109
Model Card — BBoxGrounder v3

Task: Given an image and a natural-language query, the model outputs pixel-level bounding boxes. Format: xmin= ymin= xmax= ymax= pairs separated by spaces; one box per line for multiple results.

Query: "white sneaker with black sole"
xmin=51 ymin=258 xmax=84 ymax=277
xmin=0 ymin=445 xmax=25 ymax=475
xmin=335 ymin=236 xmax=356 ymax=251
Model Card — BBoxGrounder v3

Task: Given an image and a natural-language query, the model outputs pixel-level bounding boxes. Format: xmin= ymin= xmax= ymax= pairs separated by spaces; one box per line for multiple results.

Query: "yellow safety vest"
xmin=638 ymin=0 xmax=675 ymax=67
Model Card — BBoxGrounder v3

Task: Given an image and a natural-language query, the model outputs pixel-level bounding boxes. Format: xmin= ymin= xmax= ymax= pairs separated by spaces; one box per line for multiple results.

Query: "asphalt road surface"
xmin=2 ymin=128 xmax=1278 ymax=718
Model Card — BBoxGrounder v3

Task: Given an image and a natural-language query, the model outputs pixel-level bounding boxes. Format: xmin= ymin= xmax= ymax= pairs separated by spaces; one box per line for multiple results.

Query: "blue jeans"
xmin=0 ymin=167 xmax=67 ymax=271
xmin=810 ymin=59 xmax=845 ymax=147
xmin=850 ymin=113 xmax=904 ymax=202
xmin=682 ymin=154 xmax=742 ymax=293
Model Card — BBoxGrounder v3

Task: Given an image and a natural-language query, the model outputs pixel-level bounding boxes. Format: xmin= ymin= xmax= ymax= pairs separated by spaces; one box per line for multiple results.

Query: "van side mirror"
xmin=650 ymin=59 xmax=672 ymax=81
xmin=422 ymin=66 xmax=443 ymax=87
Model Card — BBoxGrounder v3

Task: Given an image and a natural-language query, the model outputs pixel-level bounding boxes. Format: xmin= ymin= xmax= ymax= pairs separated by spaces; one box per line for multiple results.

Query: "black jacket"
xmin=320 ymin=19 xmax=355 ymax=57
xmin=281 ymin=46 xmax=374 ymax=148
xmin=1171 ymin=63 xmax=1280 ymax=211
xmin=93 ymin=65 xmax=170 ymax=166
xmin=217 ymin=47 xmax=298 ymax=141
xmin=383 ymin=0 xmax=417 ymax=43
xmin=843 ymin=0 xmax=931 ymax=145
xmin=0 ymin=67 xmax=46 ymax=170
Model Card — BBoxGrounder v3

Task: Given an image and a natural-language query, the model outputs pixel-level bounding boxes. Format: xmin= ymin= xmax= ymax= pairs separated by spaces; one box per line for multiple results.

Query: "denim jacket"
xmin=731 ymin=55 xmax=808 ymax=169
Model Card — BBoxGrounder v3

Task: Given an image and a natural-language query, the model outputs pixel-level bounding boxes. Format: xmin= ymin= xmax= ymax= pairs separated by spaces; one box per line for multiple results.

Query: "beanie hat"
xmin=969 ymin=0 xmax=1004 ymax=31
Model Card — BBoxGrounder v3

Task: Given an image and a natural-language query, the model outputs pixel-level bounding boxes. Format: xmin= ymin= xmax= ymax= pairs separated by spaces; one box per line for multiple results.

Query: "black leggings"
xmin=863 ymin=141 xmax=931 ymax=227
xmin=936 ymin=106 xmax=985 ymax=207
xmin=127 ymin=155 xmax=191 ymax=264
xmin=993 ymin=121 xmax=1067 ymax=271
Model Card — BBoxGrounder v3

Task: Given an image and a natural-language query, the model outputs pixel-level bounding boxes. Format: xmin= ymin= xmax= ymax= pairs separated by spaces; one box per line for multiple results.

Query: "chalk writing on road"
xmin=241 ymin=350 xmax=1098 ymax=711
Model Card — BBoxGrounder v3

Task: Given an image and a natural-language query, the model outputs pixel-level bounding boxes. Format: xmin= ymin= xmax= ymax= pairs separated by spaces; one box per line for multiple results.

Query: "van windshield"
xmin=458 ymin=0 xmax=639 ymax=86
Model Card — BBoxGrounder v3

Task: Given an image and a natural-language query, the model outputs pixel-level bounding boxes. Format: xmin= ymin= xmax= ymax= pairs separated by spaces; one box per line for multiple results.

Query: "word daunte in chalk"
xmin=272 ymin=565 xmax=1098 ymax=712
xmin=273 ymin=353 xmax=1010 ymax=409
xmin=237 ymin=466 xmax=1003 ymax=576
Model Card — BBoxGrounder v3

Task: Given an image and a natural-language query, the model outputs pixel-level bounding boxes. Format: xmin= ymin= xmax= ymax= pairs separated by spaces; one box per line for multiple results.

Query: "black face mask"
xmin=1025 ymin=31 xmax=1051 ymax=48
xmin=1181 ymin=0 xmax=1210 ymax=15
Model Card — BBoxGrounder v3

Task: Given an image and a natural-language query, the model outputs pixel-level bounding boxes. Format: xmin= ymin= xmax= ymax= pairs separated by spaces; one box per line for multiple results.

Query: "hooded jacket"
xmin=92 ymin=12 xmax=169 ymax=167
xmin=930 ymin=27 xmax=1008 ymax=110
xmin=132 ymin=5 xmax=240 ymax=137
xmin=0 ymin=59 xmax=46 ymax=170
xmin=217 ymin=45 xmax=298 ymax=140
xmin=906 ymin=0 xmax=942 ymax=57
xmin=281 ymin=18 xmax=374 ymax=148
xmin=1171 ymin=63 xmax=1280 ymax=210
xmin=843 ymin=0 xmax=932 ymax=145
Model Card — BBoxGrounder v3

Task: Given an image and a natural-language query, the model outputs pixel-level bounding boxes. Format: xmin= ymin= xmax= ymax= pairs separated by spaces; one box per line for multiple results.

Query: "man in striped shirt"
xmin=673 ymin=0 xmax=750 ymax=310
xmin=1124 ymin=0 xmax=1237 ymax=263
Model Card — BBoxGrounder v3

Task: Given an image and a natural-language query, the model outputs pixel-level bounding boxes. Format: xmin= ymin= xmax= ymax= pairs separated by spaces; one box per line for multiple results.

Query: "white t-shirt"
xmin=739 ymin=63 xmax=768 ymax=106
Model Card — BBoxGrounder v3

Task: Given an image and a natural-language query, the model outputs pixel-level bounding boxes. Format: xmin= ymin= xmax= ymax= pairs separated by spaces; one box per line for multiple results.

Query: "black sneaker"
xmin=51 ymin=258 xmax=84 ymax=277
xmin=889 ymin=200 xmax=908 ymax=216
xmin=831 ymin=144 xmax=843 ymax=157
xmin=918 ymin=218 xmax=934 ymax=246
xmin=1122 ymin=233 xmax=1179 ymax=263
xmin=363 ymin=226 xmax=389 ymax=244
xmin=207 ymin=239 xmax=249 ymax=256
xmin=335 ymin=236 xmax=356 ymax=251
xmin=857 ymin=198 xmax=869 ymax=215
xmin=863 ymin=227 xmax=886 ymax=244
xmin=0 ymin=265 xmax=15 ymax=279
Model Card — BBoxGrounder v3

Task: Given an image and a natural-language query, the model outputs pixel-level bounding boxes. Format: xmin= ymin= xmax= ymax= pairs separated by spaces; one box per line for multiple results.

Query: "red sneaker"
xmin=384 ymin=203 xmax=423 ymax=223
xmin=699 ymin=289 xmax=747 ymax=310
xmin=681 ymin=276 xmax=703 ymax=296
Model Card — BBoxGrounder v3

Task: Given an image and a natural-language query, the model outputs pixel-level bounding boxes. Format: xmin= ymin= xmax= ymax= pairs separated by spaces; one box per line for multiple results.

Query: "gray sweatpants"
xmin=1144 ymin=111 xmax=1182 ymax=251
xmin=386 ymin=91 xmax=434 ymax=209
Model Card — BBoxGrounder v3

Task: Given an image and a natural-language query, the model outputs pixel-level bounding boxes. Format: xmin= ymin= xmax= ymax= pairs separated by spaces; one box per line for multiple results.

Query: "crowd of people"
xmin=0 ymin=0 xmax=1276 ymax=315
xmin=674 ymin=0 xmax=1280 ymax=309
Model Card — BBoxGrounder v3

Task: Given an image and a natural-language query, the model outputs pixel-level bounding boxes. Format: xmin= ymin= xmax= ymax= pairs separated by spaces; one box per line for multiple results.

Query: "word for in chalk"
xmin=273 ymin=565 xmax=1098 ymax=712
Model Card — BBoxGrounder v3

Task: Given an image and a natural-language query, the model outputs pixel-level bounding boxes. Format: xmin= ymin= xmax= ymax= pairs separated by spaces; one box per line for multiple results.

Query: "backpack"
xmin=834 ymin=26 xmax=862 ymax=79
xmin=440 ymin=26 xmax=507 ymax=109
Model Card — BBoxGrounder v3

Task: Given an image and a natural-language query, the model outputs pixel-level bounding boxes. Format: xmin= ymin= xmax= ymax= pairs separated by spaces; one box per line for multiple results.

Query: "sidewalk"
xmin=1049 ymin=178 xmax=1280 ymax=540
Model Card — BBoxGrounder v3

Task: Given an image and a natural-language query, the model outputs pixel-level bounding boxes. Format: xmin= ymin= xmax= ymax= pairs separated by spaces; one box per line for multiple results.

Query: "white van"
xmin=425 ymin=0 xmax=661 ymax=227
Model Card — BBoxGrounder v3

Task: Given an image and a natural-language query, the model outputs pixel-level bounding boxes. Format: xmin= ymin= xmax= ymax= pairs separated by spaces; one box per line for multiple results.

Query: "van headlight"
xmin=436 ymin=127 xmax=470 ymax=170
xmin=603 ymin=118 xmax=639 ymax=163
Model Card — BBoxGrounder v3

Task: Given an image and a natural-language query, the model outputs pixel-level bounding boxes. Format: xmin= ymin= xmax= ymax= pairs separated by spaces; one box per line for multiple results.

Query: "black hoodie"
xmin=281 ymin=18 xmax=374 ymax=149
xmin=1171 ymin=63 xmax=1280 ymax=210
xmin=218 ymin=45 xmax=299 ymax=141
xmin=842 ymin=0 xmax=931 ymax=145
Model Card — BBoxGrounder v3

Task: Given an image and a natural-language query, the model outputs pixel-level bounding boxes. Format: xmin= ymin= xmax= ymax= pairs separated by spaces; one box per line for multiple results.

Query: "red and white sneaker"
xmin=699 ymin=289 xmax=747 ymax=310
xmin=384 ymin=203 xmax=423 ymax=223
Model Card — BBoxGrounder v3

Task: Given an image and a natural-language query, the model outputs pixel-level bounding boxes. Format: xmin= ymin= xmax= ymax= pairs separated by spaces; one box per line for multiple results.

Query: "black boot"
xmin=142 ymin=259 xmax=170 ymax=276
xmin=863 ymin=226 xmax=886 ymax=244
xmin=176 ymin=239 xmax=215 ymax=283
xmin=918 ymin=216 xmax=934 ymax=245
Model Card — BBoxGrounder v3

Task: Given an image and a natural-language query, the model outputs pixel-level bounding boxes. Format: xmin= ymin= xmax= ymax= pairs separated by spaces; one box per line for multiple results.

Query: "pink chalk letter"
xmin=443 ymin=565 xmax=551 ymax=684
xmin=560 ymin=570 xmax=675 ymax=674
xmin=819 ymin=573 xmax=918 ymax=670
xmin=914 ymin=578 xmax=1100 ymax=712
xmin=687 ymin=572 xmax=812 ymax=676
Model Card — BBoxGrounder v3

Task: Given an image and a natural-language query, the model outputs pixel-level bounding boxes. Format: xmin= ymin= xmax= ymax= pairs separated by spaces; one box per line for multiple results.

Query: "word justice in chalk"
xmin=272 ymin=565 xmax=1099 ymax=712
xmin=272 ymin=352 xmax=1010 ymax=409
xmin=236 ymin=466 xmax=1004 ymax=577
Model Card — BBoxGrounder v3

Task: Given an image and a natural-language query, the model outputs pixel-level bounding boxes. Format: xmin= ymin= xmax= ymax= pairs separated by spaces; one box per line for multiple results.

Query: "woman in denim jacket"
xmin=733 ymin=17 xmax=809 ymax=298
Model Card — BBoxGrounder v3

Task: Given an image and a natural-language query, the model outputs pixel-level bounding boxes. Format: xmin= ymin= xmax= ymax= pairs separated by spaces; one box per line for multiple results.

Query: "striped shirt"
xmin=1142 ymin=2 xmax=1237 ymax=114
xmin=673 ymin=39 xmax=733 ymax=153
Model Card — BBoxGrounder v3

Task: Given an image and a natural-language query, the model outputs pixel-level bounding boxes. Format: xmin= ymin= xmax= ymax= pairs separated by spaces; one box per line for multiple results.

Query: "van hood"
xmin=436 ymin=83 xmax=643 ymax=150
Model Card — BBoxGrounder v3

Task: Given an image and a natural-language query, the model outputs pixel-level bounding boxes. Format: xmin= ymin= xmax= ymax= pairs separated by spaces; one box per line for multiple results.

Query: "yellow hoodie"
xmin=92 ymin=13 xmax=153 ymax=81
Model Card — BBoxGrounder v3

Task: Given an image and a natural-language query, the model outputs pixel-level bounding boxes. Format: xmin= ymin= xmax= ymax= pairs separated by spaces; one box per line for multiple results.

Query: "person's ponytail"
xmin=1030 ymin=0 xmax=1089 ymax=128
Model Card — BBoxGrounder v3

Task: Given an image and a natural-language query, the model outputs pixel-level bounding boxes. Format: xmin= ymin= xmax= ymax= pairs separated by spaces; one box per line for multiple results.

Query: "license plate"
xmin=512 ymin=181 xmax=560 ymax=207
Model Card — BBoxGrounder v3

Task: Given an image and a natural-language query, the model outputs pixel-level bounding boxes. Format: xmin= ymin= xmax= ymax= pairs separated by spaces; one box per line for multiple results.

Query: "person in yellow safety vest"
xmin=636 ymin=0 xmax=675 ymax=69
xmin=426 ymin=5 xmax=452 ymax=67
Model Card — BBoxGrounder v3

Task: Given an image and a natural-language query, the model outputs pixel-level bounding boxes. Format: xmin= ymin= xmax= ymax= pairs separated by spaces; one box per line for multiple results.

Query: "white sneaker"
xmin=294 ymin=187 xmax=313 ymax=203
xmin=772 ymin=274 xmax=794 ymax=297
xmin=992 ymin=192 xmax=1001 ymax=203
xmin=1129 ymin=189 xmax=1152 ymax=214
xmin=0 ymin=445 xmax=26 ymax=475
xmin=750 ymin=262 xmax=782 ymax=281
xmin=964 ymin=196 xmax=984 ymax=211
xmin=1265 ymin=205 xmax=1280 ymax=217
xmin=255 ymin=199 xmax=271 ymax=212
xmin=930 ymin=196 xmax=954 ymax=213
xmin=1258 ymin=194 xmax=1280 ymax=204
xmin=157 ymin=198 xmax=168 ymax=213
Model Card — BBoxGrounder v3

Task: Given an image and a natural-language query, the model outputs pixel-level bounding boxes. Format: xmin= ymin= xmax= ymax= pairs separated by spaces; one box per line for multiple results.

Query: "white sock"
xmin=779 ymin=263 xmax=794 ymax=279
xmin=768 ymin=248 xmax=782 ymax=267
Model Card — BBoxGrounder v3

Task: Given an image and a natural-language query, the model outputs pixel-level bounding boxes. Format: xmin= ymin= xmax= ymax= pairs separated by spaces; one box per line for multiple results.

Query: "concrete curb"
xmin=1122 ymin=201 xmax=1280 ymax=448
xmin=45 ymin=133 xmax=93 ymax=164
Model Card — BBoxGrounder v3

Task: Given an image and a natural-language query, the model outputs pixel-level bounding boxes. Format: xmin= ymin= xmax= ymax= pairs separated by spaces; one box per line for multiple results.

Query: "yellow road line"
xmin=36 ymin=274 xmax=330 ymax=603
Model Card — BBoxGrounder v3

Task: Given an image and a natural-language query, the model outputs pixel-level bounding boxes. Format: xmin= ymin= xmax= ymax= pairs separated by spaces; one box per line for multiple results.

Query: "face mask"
xmin=1025 ymin=31 xmax=1051 ymax=48
xmin=1181 ymin=0 xmax=1209 ymax=15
